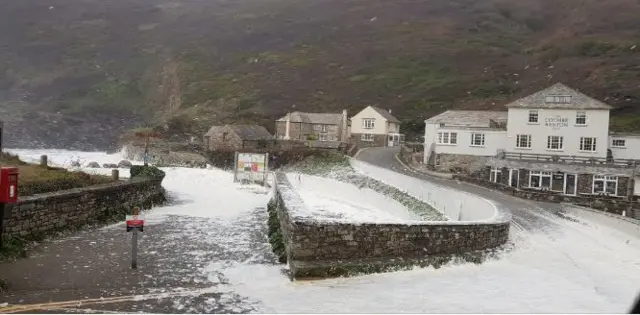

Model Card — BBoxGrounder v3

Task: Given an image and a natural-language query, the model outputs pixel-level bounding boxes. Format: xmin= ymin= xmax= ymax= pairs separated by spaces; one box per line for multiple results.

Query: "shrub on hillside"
xmin=130 ymin=165 xmax=166 ymax=179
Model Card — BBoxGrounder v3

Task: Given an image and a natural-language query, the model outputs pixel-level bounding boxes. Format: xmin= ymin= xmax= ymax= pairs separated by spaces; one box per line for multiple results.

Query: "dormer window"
xmin=545 ymin=95 xmax=572 ymax=104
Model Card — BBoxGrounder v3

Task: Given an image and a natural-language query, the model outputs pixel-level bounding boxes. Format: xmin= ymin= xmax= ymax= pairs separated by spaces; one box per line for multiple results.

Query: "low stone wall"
xmin=2 ymin=177 xmax=165 ymax=241
xmin=454 ymin=175 xmax=640 ymax=220
xmin=271 ymin=171 xmax=510 ymax=279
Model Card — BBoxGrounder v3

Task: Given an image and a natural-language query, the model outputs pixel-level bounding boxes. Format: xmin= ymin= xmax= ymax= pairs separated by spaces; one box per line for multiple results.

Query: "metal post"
xmin=264 ymin=153 xmax=269 ymax=186
xmin=233 ymin=151 xmax=239 ymax=182
xmin=131 ymin=228 xmax=138 ymax=269
xmin=143 ymin=134 xmax=150 ymax=167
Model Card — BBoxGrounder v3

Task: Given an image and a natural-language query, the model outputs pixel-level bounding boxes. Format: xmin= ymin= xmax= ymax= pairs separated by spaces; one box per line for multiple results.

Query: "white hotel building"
xmin=423 ymin=83 xmax=640 ymax=197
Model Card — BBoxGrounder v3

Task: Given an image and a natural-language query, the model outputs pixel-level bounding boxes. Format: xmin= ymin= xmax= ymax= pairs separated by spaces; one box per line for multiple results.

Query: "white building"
xmin=350 ymin=106 xmax=404 ymax=147
xmin=423 ymin=83 xmax=640 ymax=198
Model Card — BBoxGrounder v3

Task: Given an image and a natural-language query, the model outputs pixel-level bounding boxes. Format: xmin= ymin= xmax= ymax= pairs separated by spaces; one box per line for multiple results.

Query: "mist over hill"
xmin=2 ymin=0 xmax=640 ymax=148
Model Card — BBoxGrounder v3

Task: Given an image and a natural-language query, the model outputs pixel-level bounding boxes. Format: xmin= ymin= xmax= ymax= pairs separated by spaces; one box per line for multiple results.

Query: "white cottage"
xmin=350 ymin=106 xmax=404 ymax=147
xmin=423 ymin=83 xmax=640 ymax=197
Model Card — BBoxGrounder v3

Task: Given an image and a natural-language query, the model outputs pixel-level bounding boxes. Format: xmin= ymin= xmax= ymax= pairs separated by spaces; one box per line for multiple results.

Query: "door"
xmin=388 ymin=135 xmax=394 ymax=147
xmin=509 ymin=169 xmax=519 ymax=188
xmin=564 ymin=174 xmax=577 ymax=195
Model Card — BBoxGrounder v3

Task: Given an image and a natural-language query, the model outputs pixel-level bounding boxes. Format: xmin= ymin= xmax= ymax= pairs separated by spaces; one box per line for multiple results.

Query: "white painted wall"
xmin=506 ymin=108 xmax=610 ymax=158
xmin=423 ymin=123 xmax=438 ymax=163
xmin=423 ymin=125 xmax=506 ymax=157
xmin=350 ymin=106 xmax=391 ymax=135
xmin=608 ymin=135 xmax=640 ymax=160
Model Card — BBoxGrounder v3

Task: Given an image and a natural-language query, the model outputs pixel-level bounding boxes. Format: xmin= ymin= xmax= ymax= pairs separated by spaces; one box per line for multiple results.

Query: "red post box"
xmin=0 ymin=167 xmax=19 ymax=203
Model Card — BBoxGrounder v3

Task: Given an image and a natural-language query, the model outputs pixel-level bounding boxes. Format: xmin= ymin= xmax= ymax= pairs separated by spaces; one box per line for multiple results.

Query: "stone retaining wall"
xmin=2 ymin=177 xmax=165 ymax=241
xmin=271 ymin=172 xmax=510 ymax=279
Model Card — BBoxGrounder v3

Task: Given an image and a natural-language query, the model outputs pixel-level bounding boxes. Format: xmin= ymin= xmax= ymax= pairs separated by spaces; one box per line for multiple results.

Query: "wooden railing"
xmin=502 ymin=152 xmax=639 ymax=168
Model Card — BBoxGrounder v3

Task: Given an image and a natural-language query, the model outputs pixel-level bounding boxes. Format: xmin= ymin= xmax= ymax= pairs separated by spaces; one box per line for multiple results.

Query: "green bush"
xmin=130 ymin=165 xmax=166 ymax=179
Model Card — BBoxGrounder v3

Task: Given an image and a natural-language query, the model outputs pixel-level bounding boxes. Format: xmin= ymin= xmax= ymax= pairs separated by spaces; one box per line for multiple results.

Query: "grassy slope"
xmin=1 ymin=0 xmax=639 ymax=138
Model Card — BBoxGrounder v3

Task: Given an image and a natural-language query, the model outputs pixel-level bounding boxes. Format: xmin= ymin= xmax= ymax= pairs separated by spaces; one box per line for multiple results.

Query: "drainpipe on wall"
xmin=285 ymin=112 xmax=291 ymax=140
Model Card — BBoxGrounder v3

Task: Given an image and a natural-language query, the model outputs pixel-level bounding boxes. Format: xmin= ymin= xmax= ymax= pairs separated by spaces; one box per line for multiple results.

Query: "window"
xmin=321 ymin=125 xmax=328 ymax=132
xmin=516 ymin=134 xmax=532 ymax=148
xmin=319 ymin=134 xmax=328 ymax=141
xmin=575 ymin=112 xmax=587 ymax=125
xmin=362 ymin=119 xmax=375 ymax=129
xmin=361 ymin=134 xmax=375 ymax=142
xmin=545 ymin=95 xmax=572 ymax=104
xmin=612 ymin=139 xmax=626 ymax=148
xmin=489 ymin=168 xmax=501 ymax=183
xmin=528 ymin=110 xmax=539 ymax=123
xmin=529 ymin=171 xmax=552 ymax=189
xmin=547 ymin=136 xmax=564 ymax=150
xmin=471 ymin=133 xmax=485 ymax=146
xmin=437 ymin=132 xmax=457 ymax=145
xmin=593 ymin=175 xmax=618 ymax=195
xmin=222 ymin=132 xmax=229 ymax=141
xmin=580 ymin=137 xmax=597 ymax=152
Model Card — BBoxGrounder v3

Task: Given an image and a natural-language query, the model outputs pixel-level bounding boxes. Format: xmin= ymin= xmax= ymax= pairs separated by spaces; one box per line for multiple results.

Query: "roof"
xmin=204 ymin=124 xmax=273 ymax=140
xmin=504 ymin=83 xmax=614 ymax=110
xmin=369 ymin=106 xmax=401 ymax=123
xmin=425 ymin=110 xmax=508 ymax=128
xmin=227 ymin=125 xmax=274 ymax=140
xmin=276 ymin=111 xmax=343 ymax=125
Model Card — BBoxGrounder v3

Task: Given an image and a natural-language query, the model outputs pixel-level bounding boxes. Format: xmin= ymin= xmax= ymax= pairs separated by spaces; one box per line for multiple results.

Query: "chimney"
xmin=285 ymin=112 xmax=291 ymax=140
xmin=341 ymin=109 xmax=348 ymax=142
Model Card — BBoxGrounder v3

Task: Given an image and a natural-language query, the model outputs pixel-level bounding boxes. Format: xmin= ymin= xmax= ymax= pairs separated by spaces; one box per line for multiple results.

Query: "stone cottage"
xmin=203 ymin=125 xmax=274 ymax=151
xmin=275 ymin=110 xmax=349 ymax=142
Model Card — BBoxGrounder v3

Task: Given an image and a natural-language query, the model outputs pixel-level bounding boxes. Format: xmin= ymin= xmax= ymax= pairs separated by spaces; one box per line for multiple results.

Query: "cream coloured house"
xmin=350 ymin=106 xmax=403 ymax=147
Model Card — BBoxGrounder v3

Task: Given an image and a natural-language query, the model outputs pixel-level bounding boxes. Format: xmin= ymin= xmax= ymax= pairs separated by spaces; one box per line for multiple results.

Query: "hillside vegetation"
xmin=1 ymin=0 xmax=640 ymax=145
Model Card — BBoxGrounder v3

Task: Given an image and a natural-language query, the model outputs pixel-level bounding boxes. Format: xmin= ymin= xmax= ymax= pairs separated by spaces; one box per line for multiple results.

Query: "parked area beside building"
xmin=422 ymin=83 xmax=640 ymax=202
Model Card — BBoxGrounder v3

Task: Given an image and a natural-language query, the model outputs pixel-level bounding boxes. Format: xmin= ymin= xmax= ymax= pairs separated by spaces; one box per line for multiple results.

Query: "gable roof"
xmin=369 ymin=106 xmax=401 ymax=123
xmin=425 ymin=110 xmax=507 ymax=128
xmin=504 ymin=83 xmax=613 ymax=110
xmin=204 ymin=124 xmax=273 ymax=140
xmin=276 ymin=111 xmax=343 ymax=125
xmin=227 ymin=125 xmax=274 ymax=140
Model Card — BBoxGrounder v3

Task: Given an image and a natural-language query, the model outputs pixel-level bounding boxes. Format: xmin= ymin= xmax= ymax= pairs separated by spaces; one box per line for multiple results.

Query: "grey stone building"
xmin=203 ymin=125 xmax=274 ymax=151
xmin=275 ymin=110 xmax=349 ymax=142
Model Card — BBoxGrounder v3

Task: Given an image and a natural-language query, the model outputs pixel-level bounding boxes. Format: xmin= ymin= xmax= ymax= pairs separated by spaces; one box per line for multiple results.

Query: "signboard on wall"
xmin=545 ymin=116 xmax=569 ymax=129
xmin=233 ymin=152 xmax=269 ymax=186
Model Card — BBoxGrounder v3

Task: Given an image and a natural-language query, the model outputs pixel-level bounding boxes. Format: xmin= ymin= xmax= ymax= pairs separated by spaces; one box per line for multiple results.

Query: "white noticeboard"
xmin=233 ymin=152 xmax=269 ymax=186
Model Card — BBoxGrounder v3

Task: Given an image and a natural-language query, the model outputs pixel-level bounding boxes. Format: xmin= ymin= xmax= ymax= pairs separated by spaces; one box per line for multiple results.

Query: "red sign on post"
xmin=126 ymin=207 xmax=144 ymax=232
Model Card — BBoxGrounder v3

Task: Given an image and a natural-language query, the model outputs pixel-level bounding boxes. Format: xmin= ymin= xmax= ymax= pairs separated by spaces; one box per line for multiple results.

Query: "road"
xmin=354 ymin=147 xmax=569 ymax=233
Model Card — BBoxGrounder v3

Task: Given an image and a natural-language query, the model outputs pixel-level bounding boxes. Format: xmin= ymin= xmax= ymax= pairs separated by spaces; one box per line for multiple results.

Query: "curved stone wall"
xmin=271 ymin=164 xmax=511 ymax=279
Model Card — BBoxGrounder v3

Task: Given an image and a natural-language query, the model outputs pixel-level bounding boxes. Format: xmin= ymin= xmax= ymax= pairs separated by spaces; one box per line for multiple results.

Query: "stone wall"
xmin=434 ymin=154 xmax=489 ymax=174
xmin=2 ymin=177 xmax=165 ymax=241
xmin=271 ymin=172 xmax=510 ymax=279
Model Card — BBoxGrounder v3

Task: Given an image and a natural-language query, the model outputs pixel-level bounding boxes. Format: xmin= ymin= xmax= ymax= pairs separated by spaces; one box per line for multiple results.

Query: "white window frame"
xmin=547 ymin=135 xmax=564 ymax=150
xmin=362 ymin=119 xmax=375 ymax=129
xmin=528 ymin=110 xmax=539 ymax=124
xmin=361 ymin=134 xmax=375 ymax=142
xmin=611 ymin=139 xmax=626 ymax=148
xmin=529 ymin=170 xmax=552 ymax=190
xmin=592 ymin=175 xmax=618 ymax=195
xmin=319 ymin=134 xmax=328 ymax=141
xmin=489 ymin=168 xmax=501 ymax=183
xmin=575 ymin=112 xmax=587 ymax=126
xmin=579 ymin=137 xmax=597 ymax=152
xmin=437 ymin=132 xmax=457 ymax=145
xmin=545 ymin=95 xmax=572 ymax=104
xmin=516 ymin=134 xmax=532 ymax=149
xmin=470 ymin=133 xmax=485 ymax=147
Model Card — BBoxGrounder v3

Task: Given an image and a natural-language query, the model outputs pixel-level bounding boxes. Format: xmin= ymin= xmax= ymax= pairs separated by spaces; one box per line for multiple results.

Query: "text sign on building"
xmin=544 ymin=116 xmax=569 ymax=129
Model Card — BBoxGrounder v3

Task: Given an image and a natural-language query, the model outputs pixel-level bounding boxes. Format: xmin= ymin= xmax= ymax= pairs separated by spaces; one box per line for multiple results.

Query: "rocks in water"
xmin=118 ymin=160 xmax=133 ymax=168
xmin=86 ymin=162 xmax=101 ymax=168
xmin=103 ymin=163 xmax=118 ymax=168
xmin=70 ymin=160 xmax=81 ymax=167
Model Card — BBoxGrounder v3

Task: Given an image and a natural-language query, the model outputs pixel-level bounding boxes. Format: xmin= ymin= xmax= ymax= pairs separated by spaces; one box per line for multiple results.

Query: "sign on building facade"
xmin=233 ymin=152 xmax=269 ymax=186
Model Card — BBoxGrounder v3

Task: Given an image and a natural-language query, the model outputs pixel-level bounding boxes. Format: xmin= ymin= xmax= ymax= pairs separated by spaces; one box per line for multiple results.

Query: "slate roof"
xmin=370 ymin=106 xmax=401 ymax=123
xmin=227 ymin=125 xmax=274 ymax=140
xmin=276 ymin=111 xmax=343 ymax=125
xmin=504 ymin=83 xmax=613 ymax=110
xmin=425 ymin=110 xmax=508 ymax=128
xmin=204 ymin=124 xmax=273 ymax=140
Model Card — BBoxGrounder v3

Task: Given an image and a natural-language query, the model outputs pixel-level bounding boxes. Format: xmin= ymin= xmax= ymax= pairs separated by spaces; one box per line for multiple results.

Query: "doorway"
xmin=509 ymin=169 xmax=519 ymax=188
xmin=564 ymin=174 xmax=577 ymax=195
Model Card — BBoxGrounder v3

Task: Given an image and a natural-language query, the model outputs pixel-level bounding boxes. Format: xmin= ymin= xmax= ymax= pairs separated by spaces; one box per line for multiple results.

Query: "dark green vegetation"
xmin=2 ymin=0 xmax=640 ymax=140
xmin=130 ymin=165 xmax=167 ymax=179
xmin=0 ymin=153 xmax=113 ymax=196
xmin=267 ymin=199 xmax=287 ymax=264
